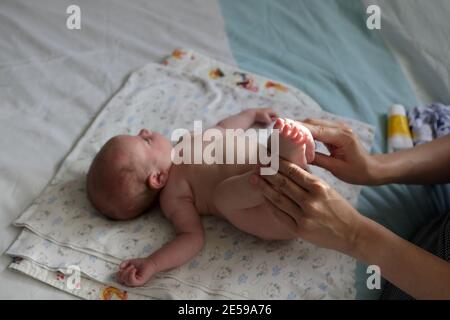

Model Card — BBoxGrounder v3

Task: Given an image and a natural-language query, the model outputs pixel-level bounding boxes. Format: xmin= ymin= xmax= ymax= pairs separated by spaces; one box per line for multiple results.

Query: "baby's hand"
xmin=254 ymin=108 xmax=277 ymax=125
xmin=116 ymin=258 xmax=156 ymax=287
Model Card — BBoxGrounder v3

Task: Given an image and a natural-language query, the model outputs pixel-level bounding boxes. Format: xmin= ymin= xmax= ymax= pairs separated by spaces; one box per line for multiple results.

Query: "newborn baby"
xmin=86 ymin=108 xmax=315 ymax=286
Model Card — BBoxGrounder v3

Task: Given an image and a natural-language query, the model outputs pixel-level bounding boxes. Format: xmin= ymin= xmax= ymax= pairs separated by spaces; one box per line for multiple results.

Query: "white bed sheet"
xmin=0 ymin=0 xmax=234 ymax=299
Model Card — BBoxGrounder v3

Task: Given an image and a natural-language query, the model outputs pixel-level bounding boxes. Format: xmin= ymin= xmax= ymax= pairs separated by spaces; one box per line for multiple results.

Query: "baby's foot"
xmin=272 ymin=118 xmax=315 ymax=169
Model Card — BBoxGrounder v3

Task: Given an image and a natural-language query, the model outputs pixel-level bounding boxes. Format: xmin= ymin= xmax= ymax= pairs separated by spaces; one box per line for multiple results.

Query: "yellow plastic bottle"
xmin=387 ymin=104 xmax=413 ymax=153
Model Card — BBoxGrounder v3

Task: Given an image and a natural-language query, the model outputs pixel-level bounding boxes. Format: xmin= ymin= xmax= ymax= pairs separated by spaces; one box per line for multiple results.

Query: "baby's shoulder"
xmin=159 ymin=172 xmax=196 ymax=219
xmin=160 ymin=171 xmax=192 ymax=202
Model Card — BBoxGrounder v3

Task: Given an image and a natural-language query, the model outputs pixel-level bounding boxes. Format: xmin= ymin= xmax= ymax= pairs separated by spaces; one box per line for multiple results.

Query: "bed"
xmin=1 ymin=0 xmax=449 ymax=299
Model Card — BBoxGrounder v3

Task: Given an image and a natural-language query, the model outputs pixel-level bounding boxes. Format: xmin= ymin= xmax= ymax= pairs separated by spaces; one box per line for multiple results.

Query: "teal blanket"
xmin=219 ymin=0 xmax=450 ymax=299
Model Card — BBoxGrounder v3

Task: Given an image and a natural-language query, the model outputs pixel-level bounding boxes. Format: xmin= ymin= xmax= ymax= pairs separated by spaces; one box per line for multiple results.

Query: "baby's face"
xmin=105 ymin=129 xmax=172 ymax=173
xmin=133 ymin=128 xmax=173 ymax=170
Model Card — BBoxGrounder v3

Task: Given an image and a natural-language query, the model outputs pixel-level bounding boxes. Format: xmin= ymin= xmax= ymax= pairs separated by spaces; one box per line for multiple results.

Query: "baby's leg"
xmin=271 ymin=118 xmax=315 ymax=169
xmin=213 ymin=170 xmax=298 ymax=240
xmin=225 ymin=203 xmax=298 ymax=240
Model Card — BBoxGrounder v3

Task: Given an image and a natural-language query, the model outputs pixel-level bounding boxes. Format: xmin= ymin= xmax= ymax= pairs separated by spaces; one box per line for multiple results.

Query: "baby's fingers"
xmin=116 ymin=270 xmax=126 ymax=284
xmin=263 ymin=114 xmax=273 ymax=124
xmin=262 ymin=112 xmax=275 ymax=123
xmin=127 ymin=267 xmax=138 ymax=286
xmin=119 ymin=265 xmax=134 ymax=284
xmin=119 ymin=260 xmax=130 ymax=270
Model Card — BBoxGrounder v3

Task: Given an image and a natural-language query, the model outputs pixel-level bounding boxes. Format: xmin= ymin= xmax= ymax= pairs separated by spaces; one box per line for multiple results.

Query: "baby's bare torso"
xmin=159 ymin=130 xmax=297 ymax=240
xmin=179 ymin=162 xmax=254 ymax=215
xmin=162 ymin=131 xmax=262 ymax=216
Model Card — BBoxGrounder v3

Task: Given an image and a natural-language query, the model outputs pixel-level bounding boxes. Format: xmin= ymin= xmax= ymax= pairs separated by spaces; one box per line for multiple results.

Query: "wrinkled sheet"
xmin=0 ymin=0 xmax=234 ymax=299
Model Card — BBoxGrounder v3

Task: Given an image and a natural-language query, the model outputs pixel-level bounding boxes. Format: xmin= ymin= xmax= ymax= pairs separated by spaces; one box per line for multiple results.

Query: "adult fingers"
xmin=302 ymin=126 xmax=316 ymax=163
xmin=277 ymin=159 xmax=319 ymax=192
xmin=265 ymin=199 xmax=304 ymax=234
xmin=261 ymin=172 xmax=310 ymax=207
xmin=254 ymin=175 xmax=304 ymax=226
xmin=301 ymin=119 xmax=355 ymax=147
xmin=302 ymin=118 xmax=340 ymax=128
xmin=304 ymin=124 xmax=344 ymax=146
xmin=311 ymin=152 xmax=341 ymax=171
xmin=303 ymin=118 xmax=350 ymax=129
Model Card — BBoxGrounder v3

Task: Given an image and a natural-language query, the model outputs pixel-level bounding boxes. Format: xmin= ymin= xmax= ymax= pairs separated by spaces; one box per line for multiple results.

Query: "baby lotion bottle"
xmin=387 ymin=104 xmax=414 ymax=153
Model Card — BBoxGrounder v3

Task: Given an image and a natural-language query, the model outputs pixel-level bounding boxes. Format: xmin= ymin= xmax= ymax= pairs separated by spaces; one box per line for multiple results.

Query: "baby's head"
xmin=87 ymin=129 xmax=172 ymax=220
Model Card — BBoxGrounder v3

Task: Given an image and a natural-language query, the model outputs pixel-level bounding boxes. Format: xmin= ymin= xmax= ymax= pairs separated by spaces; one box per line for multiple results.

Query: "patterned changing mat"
xmin=6 ymin=49 xmax=374 ymax=300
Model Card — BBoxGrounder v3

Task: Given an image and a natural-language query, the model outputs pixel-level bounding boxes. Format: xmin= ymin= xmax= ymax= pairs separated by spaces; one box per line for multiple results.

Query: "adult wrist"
xmin=368 ymin=154 xmax=391 ymax=185
xmin=339 ymin=213 xmax=365 ymax=258
xmin=349 ymin=216 xmax=386 ymax=265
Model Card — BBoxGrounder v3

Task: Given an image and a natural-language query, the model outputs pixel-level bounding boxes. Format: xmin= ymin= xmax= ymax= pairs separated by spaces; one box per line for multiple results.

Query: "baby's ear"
xmin=147 ymin=172 xmax=167 ymax=189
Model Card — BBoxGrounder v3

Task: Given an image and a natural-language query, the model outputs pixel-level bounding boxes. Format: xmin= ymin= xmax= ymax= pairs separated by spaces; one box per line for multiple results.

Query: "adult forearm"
xmin=352 ymin=217 xmax=450 ymax=299
xmin=373 ymin=135 xmax=450 ymax=185
xmin=254 ymin=157 xmax=450 ymax=299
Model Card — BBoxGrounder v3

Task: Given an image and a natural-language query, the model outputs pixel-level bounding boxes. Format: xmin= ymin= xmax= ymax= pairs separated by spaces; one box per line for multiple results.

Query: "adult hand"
xmin=251 ymin=159 xmax=366 ymax=255
xmin=301 ymin=118 xmax=381 ymax=185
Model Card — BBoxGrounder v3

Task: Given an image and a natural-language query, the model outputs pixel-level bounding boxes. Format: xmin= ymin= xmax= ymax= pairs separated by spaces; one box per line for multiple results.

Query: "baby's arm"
xmin=216 ymin=108 xmax=277 ymax=130
xmin=117 ymin=192 xmax=204 ymax=287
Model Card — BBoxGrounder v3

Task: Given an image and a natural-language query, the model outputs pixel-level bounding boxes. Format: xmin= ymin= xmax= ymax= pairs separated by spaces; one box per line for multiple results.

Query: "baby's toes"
xmin=281 ymin=124 xmax=292 ymax=137
xmin=294 ymin=131 xmax=305 ymax=144
xmin=289 ymin=126 xmax=300 ymax=140
xmin=273 ymin=118 xmax=285 ymax=130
